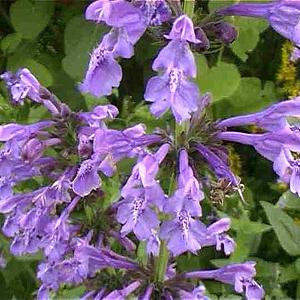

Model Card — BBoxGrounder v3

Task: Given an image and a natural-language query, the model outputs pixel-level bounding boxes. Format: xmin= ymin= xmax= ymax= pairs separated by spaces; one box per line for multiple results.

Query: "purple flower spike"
xmin=185 ymin=261 xmax=264 ymax=300
xmin=0 ymin=68 xmax=41 ymax=105
xmin=165 ymin=14 xmax=200 ymax=44
xmin=273 ymin=147 xmax=300 ymax=196
xmin=72 ymin=159 xmax=101 ymax=197
xmin=102 ymin=281 xmax=141 ymax=300
xmin=218 ymin=98 xmax=300 ymax=131
xmin=217 ymin=1 xmax=300 ymax=47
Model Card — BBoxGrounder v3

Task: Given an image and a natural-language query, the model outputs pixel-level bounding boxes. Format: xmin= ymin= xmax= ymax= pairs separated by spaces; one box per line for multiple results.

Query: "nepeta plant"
xmin=1 ymin=0 xmax=299 ymax=299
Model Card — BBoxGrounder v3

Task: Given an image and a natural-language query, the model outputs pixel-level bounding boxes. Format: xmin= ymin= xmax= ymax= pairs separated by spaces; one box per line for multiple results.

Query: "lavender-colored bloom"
xmin=144 ymin=46 xmax=200 ymax=122
xmin=146 ymin=229 xmax=160 ymax=256
xmin=85 ymin=0 xmax=146 ymax=43
xmin=117 ymin=145 xmax=169 ymax=240
xmin=144 ymin=14 xmax=201 ymax=122
xmin=79 ymin=37 xmax=122 ymax=97
xmin=165 ymin=14 xmax=200 ymax=44
xmin=218 ymin=127 xmax=300 ymax=161
xmin=291 ymin=46 xmax=300 ymax=62
xmin=179 ymin=285 xmax=210 ymax=300
xmin=200 ymin=218 xmax=235 ymax=255
xmin=72 ymin=159 xmax=101 ymax=197
xmin=0 ymin=121 xmax=53 ymax=142
xmin=139 ymin=0 xmax=171 ymax=26
xmin=102 ymin=281 xmax=141 ymax=300
xmin=217 ymin=1 xmax=300 ymax=47
xmin=0 ymin=68 xmax=41 ymax=105
xmin=185 ymin=262 xmax=264 ymax=300
xmin=139 ymin=284 xmax=154 ymax=300
xmin=78 ymin=104 xmax=119 ymax=128
xmin=196 ymin=144 xmax=239 ymax=186
xmin=218 ymin=98 xmax=300 ymax=131
xmin=160 ymin=208 xmax=206 ymax=256
xmin=273 ymin=147 xmax=300 ymax=196
xmin=165 ymin=149 xmax=204 ymax=217
xmin=93 ymin=124 xmax=160 ymax=176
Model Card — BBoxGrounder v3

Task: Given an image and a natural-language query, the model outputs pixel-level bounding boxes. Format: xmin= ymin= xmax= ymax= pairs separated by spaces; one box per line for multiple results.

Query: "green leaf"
xmin=62 ymin=15 xmax=107 ymax=81
xmin=10 ymin=0 xmax=54 ymax=40
xmin=231 ymin=17 xmax=268 ymax=61
xmin=261 ymin=201 xmax=300 ymax=256
xmin=196 ymin=57 xmax=241 ymax=102
xmin=277 ymin=191 xmax=300 ymax=211
xmin=213 ymin=77 xmax=277 ymax=119
xmin=1 ymin=33 xmax=22 ymax=54
xmin=279 ymin=262 xmax=300 ymax=283
xmin=231 ymin=215 xmax=271 ymax=235
xmin=58 ymin=285 xmax=86 ymax=299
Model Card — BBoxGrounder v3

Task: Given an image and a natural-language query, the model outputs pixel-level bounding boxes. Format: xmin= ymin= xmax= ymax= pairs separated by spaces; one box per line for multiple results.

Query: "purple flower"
xmin=185 ymin=261 xmax=264 ymax=300
xmin=164 ymin=149 xmax=204 ymax=217
xmin=160 ymin=209 xmax=206 ymax=256
xmin=146 ymin=229 xmax=160 ymax=256
xmin=102 ymin=281 xmax=141 ymax=300
xmin=178 ymin=285 xmax=209 ymax=300
xmin=139 ymin=284 xmax=154 ymax=300
xmin=218 ymin=98 xmax=300 ymax=131
xmin=165 ymin=14 xmax=200 ymax=44
xmin=78 ymin=104 xmax=119 ymax=128
xmin=144 ymin=14 xmax=201 ymax=122
xmin=144 ymin=40 xmax=200 ymax=122
xmin=0 ymin=121 xmax=53 ymax=142
xmin=93 ymin=124 xmax=160 ymax=176
xmin=218 ymin=127 xmax=300 ymax=161
xmin=72 ymin=159 xmax=101 ymax=197
xmin=195 ymin=144 xmax=239 ymax=186
xmin=139 ymin=0 xmax=172 ymax=26
xmin=79 ymin=36 xmax=122 ymax=97
xmin=85 ymin=0 xmax=146 ymax=43
xmin=0 ymin=68 xmax=41 ymax=105
xmin=116 ymin=144 xmax=169 ymax=240
xmin=200 ymin=218 xmax=235 ymax=255
xmin=273 ymin=147 xmax=300 ymax=196
xmin=217 ymin=1 xmax=300 ymax=47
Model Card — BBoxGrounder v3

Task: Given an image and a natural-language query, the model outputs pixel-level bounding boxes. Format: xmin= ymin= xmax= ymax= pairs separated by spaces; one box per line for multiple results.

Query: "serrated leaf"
xmin=261 ymin=201 xmax=300 ymax=256
xmin=10 ymin=0 xmax=54 ymax=40
xmin=279 ymin=263 xmax=300 ymax=283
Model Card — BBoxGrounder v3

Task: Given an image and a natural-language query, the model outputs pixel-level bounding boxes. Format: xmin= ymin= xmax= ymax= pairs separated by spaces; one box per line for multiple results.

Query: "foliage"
xmin=0 ymin=0 xmax=300 ymax=299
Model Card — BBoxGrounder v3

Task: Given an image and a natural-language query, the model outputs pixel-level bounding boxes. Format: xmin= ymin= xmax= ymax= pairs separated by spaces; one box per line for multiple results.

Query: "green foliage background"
xmin=0 ymin=0 xmax=300 ymax=299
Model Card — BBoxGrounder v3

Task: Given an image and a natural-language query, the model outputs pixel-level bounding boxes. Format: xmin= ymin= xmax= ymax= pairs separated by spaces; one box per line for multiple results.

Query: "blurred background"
xmin=1 ymin=0 xmax=300 ymax=299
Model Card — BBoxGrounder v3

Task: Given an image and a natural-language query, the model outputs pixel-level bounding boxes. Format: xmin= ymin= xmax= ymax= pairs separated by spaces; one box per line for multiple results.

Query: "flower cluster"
xmin=4 ymin=0 xmax=300 ymax=299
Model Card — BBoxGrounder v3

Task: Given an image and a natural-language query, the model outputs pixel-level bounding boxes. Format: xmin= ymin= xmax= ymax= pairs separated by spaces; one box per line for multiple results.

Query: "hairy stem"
xmin=183 ymin=0 xmax=195 ymax=18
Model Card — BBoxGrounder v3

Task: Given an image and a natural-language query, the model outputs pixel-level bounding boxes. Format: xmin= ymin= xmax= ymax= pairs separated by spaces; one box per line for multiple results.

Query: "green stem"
xmin=183 ymin=0 xmax=195 ymax=18
xmin=154 ymin=241 xmax=169 ymax=283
